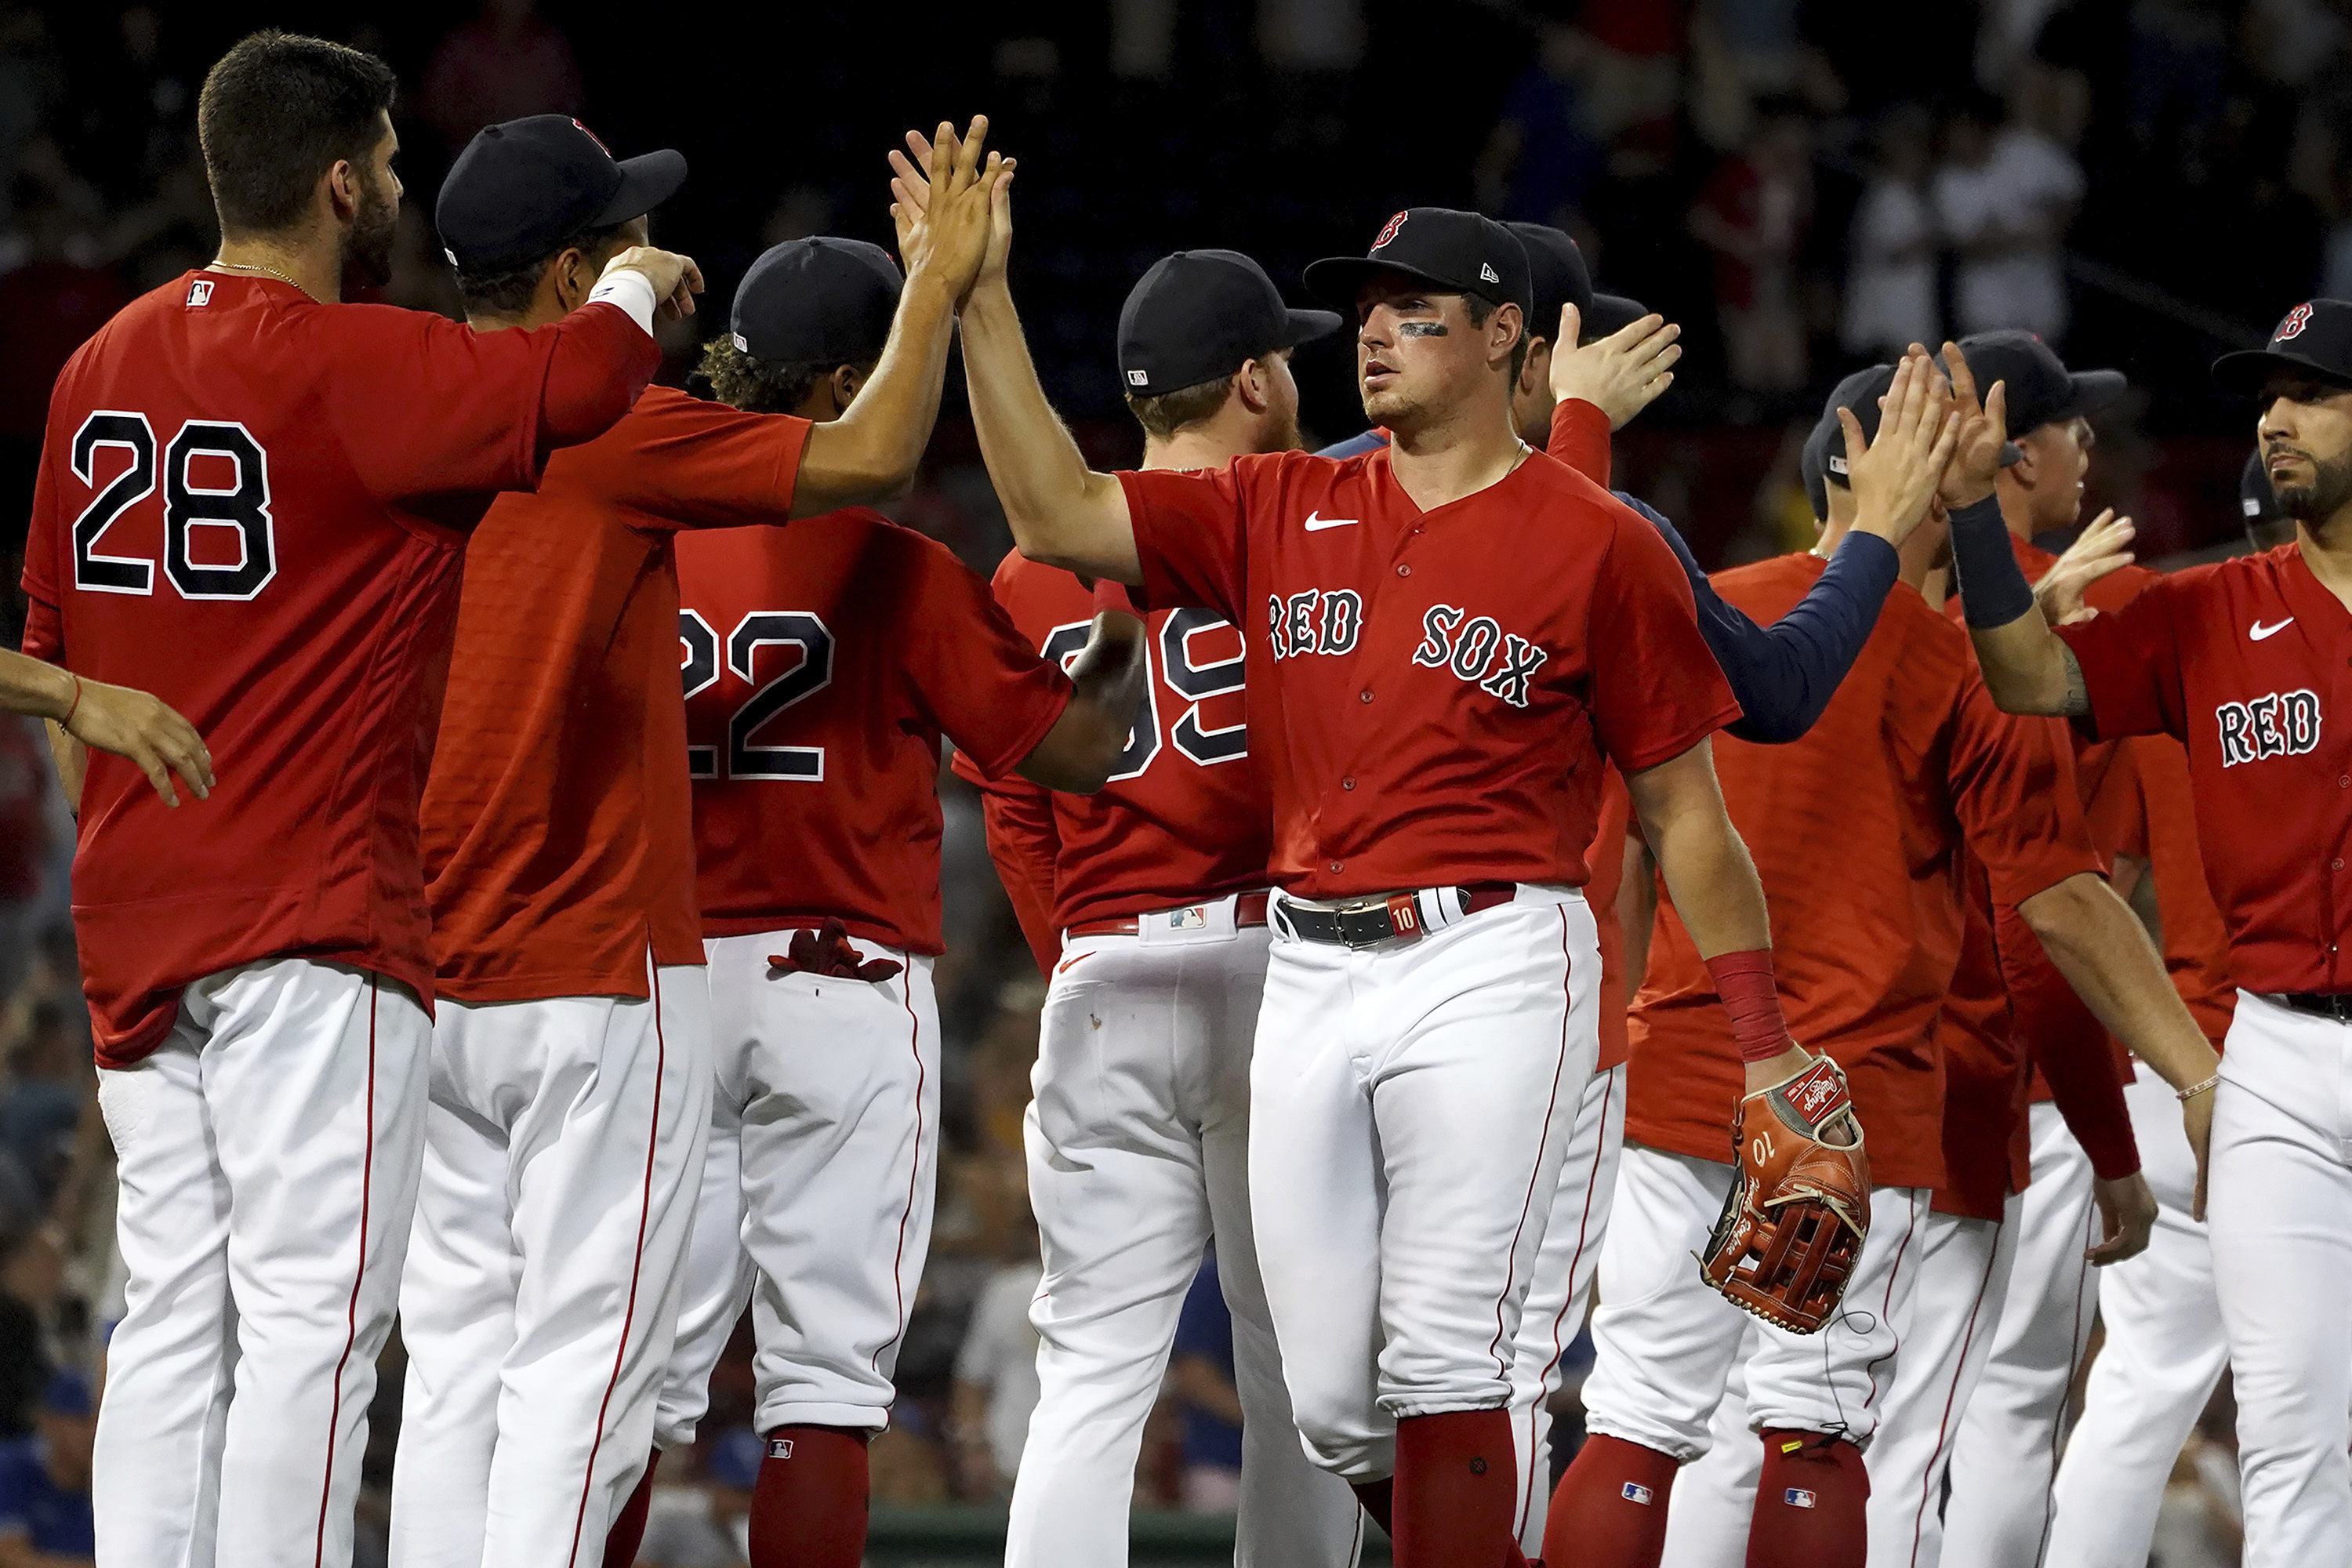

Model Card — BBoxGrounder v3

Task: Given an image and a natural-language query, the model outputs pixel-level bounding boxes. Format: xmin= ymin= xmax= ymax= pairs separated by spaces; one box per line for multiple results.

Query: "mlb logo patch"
xmin=767 ymin=1437 xmax=796 ymax=1460
xmin=1621 ymin=1482 xmax=1654 ymax=1505
xmin=1784 ymin=1487 xmax=1817 ymax=1508
xmin=1167 ymin=906 xmax=1207 ymax=931
xmin=1128 ymin=368 xmax=1149 ymax=387
xmin=186 ymin=278 xmax=213 ymax=308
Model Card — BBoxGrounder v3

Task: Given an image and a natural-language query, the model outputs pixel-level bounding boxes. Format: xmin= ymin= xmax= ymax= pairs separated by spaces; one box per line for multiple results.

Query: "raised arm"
xmin=891 ymin=132 xmax=1142 ymax=583
xmin=792 ymin=119 xmax=1004 ymax=517
xmin=1936 ymin=342 xmax=2091 ymax=716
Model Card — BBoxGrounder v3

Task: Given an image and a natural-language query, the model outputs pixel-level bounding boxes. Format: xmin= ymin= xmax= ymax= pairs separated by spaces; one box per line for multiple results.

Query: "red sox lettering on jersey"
xmin=1120 ymin=446 xmax=1737 ymax=899
xmin=2060 ymin=543 xmax=2352 ymax=992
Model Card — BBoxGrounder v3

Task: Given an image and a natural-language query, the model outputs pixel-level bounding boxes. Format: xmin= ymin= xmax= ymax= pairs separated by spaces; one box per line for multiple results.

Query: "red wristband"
xmin=61 ymin=672 xmax=80 ymax=728
xmin=1091 ymin=578 xmax=1137 ymax=615
xmin=1704 ymin=949 xmax=1795 ymax=1064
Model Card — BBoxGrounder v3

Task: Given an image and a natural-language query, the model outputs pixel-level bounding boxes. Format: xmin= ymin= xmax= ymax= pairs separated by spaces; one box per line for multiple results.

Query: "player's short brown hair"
xmin=1124 ymin=366 xmax=1250 ymax=442
xmin=697 ymin=336 xmax=869 ymax=416
xmin=1461 ymin=295 xmax=1531 ymax=384
xmin=455 ymin=222 xmax=627 ymax=319
xmin=198 ymin=31 xmax=398 ymax=237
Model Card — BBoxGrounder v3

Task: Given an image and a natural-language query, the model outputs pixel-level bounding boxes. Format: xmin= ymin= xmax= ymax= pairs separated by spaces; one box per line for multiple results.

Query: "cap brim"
xmin=1277 ymin=307 xmax=1346 ymax=348
xmin=2061 ymin=368 xmax=2127 ymax=419
xmin=1302 ymin=256 xmax=1465 ymax=310
xmin=594 ymin=148 xmax=688 ymax=227
xmin=1583 ymin=292 xmax=1650 ymax=338
xmin=2212 ymin=347 xmax=2352 ymax=397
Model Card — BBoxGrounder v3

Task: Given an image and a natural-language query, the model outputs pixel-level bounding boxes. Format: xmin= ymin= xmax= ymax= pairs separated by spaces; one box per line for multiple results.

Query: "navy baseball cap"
xmin=1305 ymin=208 xmax=1533 ymax=316
xmin=2213 ymin=301 xmax=2352 ymax=397
xmin=1118 ymin=249 xmax=1341 ymax=397
xmin=1802 ymin=365 xmax=1896 ymax=521
xmin=1503 ymin=222 xmax=1646 ymax=344
xmin=437 ymin=114 xmax=686 ymax=275
xmin=1955 ymin=331 xmax=2125 ymax=436
xmin=731 ymin=238 xmax=902 ymax=365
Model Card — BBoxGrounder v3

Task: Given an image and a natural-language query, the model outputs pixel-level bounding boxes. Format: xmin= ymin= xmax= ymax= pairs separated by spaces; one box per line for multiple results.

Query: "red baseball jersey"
xmin=678 ymin=511 xmax=1073 ymax=953
xmin=1628 ymin=555 xmax=2101 ymax=1190
xmin=423 ymin=387 xmax=814 ymax=1004
xmin=2059 ymin=542 xmax=2351 ymax=994
xmin=1122 ymin=447 xmax=1739 ymax=899
xmin=1935 ymin=856 xmax=2033 ymax=1221
xmin=2089 ymin=736 xmax=2237 ymax=1045
xmin=953 ymin=554 xmax=1269 ymax=942
xmin=18 ymin=272 xmax=655 ymax=1062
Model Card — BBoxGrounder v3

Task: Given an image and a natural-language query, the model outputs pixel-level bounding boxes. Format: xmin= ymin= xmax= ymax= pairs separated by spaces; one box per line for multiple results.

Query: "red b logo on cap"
xmin=2278 ymin=303 xmax=2314 ymax=343
xmin=1372 ymin=211 xmax=1408 ymax=251
xmin=571 ymin=118 xmax=612 ymax=156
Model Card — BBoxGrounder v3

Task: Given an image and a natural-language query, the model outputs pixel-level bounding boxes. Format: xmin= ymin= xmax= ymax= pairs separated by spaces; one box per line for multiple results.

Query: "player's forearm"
xmin=0 ymin=648 xmax=78 ymax=724
xmin=1017 ymin=609 xmax=1147 ymax=793
xmin=1616 ymin=835 xmax=1657 ymax=1001
xmin=1947 ymin=493 xmax=2082 ymax=716
xmin=43 ymin=721 xmax=83 ymax=814
xmin=960 ymin=283 xmax=1142 ymax=583
xmin=791 ymin=272 xmax=961 ymax=517
xmin=2018 ymin=873 xmax=2221 ymax=1096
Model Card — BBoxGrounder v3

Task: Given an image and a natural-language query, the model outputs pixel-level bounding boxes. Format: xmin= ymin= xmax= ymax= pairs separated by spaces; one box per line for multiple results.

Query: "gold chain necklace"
xmin=210 ymin=259 xmax=304 ymax=289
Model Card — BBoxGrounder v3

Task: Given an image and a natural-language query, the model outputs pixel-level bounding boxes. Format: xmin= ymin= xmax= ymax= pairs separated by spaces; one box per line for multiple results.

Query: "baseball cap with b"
xmin=2212 ymin=300 xmax=2352 ymax=396
xmin=1118 ymin=249 xmax=1341 ymax=396
xmin=437 ymin=114 xmax=686 ymax=276
xmin=1304 ymin=208 xmax=1534 ymax=316
xmin=731 ymin=238 xmax=902 ymax=366
xmin=1954 ymin=331 xmax=2125 ymax=436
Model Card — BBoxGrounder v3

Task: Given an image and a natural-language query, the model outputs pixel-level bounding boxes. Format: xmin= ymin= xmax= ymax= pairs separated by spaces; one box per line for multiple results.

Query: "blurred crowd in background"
xmin=0 ymin=0 xmax=2324 ymax=1561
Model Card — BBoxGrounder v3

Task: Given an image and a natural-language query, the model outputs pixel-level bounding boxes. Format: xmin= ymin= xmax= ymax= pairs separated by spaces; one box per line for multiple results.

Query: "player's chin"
xmin=1360 ymin=383 xmax=1416 ymax=426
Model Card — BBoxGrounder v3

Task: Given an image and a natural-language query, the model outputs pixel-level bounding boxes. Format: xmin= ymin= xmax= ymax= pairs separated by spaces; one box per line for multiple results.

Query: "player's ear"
xmin=1518 ymin=336 xmax=1552 ymax=397
xmin=1491 ymin=302 xmax=1524 ymax=369
xmin=1236 ymin=358 xmax=1272 ymax=415
xmin=322 ymin=158 xmax=360 ymax=226
xmin=830 ymin=364 xmax=866 ymax=412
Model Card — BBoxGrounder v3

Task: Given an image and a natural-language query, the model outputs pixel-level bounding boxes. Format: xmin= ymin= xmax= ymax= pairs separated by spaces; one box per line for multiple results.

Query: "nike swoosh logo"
xmin=2252 ymin=617 xmax=2295 ymax=641
xmin=1303 ymin=512 xmax=1359 ymax=532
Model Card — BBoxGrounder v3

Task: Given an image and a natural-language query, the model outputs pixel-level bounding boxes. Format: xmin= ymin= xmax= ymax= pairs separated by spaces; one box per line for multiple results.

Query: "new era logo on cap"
xmin=1479 ymin=262 xmax=1500 ymax=284
xmin=1621 ymin=1482 xmax=1654 ymax=1504
xmin=1784 ymin=1489 xmax=1817 ymax=1508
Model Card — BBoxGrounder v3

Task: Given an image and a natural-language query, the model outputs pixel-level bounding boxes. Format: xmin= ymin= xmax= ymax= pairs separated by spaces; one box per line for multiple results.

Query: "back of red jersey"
xmin=959 ymin=553 xmax=1271 ymax=935
xmin=18 ymin=273 xmax=654 ymax=1061
xmin=678 ymin=512 xmax=1073 ymax=953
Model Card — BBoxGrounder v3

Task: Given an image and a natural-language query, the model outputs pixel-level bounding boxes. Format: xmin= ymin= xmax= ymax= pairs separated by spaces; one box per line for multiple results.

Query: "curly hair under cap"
xmin=697 ymin=336 xmax=868 ymax=415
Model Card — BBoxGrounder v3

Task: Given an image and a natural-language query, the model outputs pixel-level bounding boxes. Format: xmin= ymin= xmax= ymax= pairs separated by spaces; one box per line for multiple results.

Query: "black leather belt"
xmin=2275 ymin=992 xmax=2352 ymax=1023
xmin=1274 ymin=883 xmax=1517 ymax=949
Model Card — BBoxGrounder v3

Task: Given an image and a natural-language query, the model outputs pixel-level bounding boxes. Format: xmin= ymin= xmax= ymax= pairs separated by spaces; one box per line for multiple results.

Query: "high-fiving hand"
xmin=1935 ymin=339 xmax=2009 ymax=509
xmin=887 ymin=118 xmax=1012 ymax=305
xmin=2034 ymin=509 xmax=2137 ymax=626
xmin=1548 ymin=307 xmax=1680 ymax=430
xmin=1840 ymin=349 xmax=1962 ymax=546
xmin=65 ymin=677 xmax=212 ymax=808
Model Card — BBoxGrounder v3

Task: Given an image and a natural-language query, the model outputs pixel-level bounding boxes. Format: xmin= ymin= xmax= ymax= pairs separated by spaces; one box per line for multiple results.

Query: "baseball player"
xmin=1546 ymin=361 xmax=2220 ymax=1568
xmin=16 ymin=32 xmax=687 ymax=1568
xmin=2042 ymin=732 xmax=2237 ymax=1568
xmin=1933 ymin=331 xmax=2167 ymax=1568
xmin=950 ymin=245 xmax=1368 ymax=1567
xmin=394 ymin=124 xmax=1004 ymax=1568
xmin=646 ymin=233 xmax=1145 ymax=1568
xmin=1946 ymin=303 xmax=2352 ymax=1567
xmin=920 ymin=109 xmax=1930 ymax=1552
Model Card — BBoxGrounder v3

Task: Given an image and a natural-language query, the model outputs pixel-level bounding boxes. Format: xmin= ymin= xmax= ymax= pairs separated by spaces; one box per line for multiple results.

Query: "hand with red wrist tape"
xmin=1700 ymin=1051 xmax=1872 ymax=1335
xmin=769 ymin=920 xmax=905 ymax=983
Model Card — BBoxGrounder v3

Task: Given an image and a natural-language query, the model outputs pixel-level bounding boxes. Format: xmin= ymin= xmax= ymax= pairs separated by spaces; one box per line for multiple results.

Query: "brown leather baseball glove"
xmin=770 ymin=920 xmax=905 ymax=983
xmin=1699 ymin=1053 xmax=1871 ymax=1334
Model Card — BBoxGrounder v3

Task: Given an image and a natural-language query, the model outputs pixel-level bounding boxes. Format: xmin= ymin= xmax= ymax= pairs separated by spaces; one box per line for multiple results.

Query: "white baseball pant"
xmin=1506 ymin=1061 xmax=1628 ymax=1555
xmin=390 ymin=957 xmax=712 ymax=1568
xmin=1657 ymin=1200 xmax=2013 ymax=1568
xmin=2205 ymin=992 xmax=2352 ymax=1568
xmin=1583 ymin=1144 xmax=1929 ymax=1463
xmin=657 ymin=933 xmax=938 ymax=1446
xmin=2045 ymin=1060 xmax=2224 ymax=1568
xmin=95 ymin=958 xmax=427 ymax=1568
xmin=1940 ymin=1103 xmax=2097 ymax=1568
xmin=1863 ymin=1200 xmax=2020 ymax=1568
xmin=1251 ymin=885 xmax=1601 ymax=1479
xmin=1004 ymin=909 xmax=1362 ymax=1568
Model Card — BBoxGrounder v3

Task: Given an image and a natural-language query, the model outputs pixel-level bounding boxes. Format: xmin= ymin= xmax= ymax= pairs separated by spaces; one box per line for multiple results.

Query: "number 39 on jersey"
xmin=1037 ymin=607 xmax=1247 ymax=782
